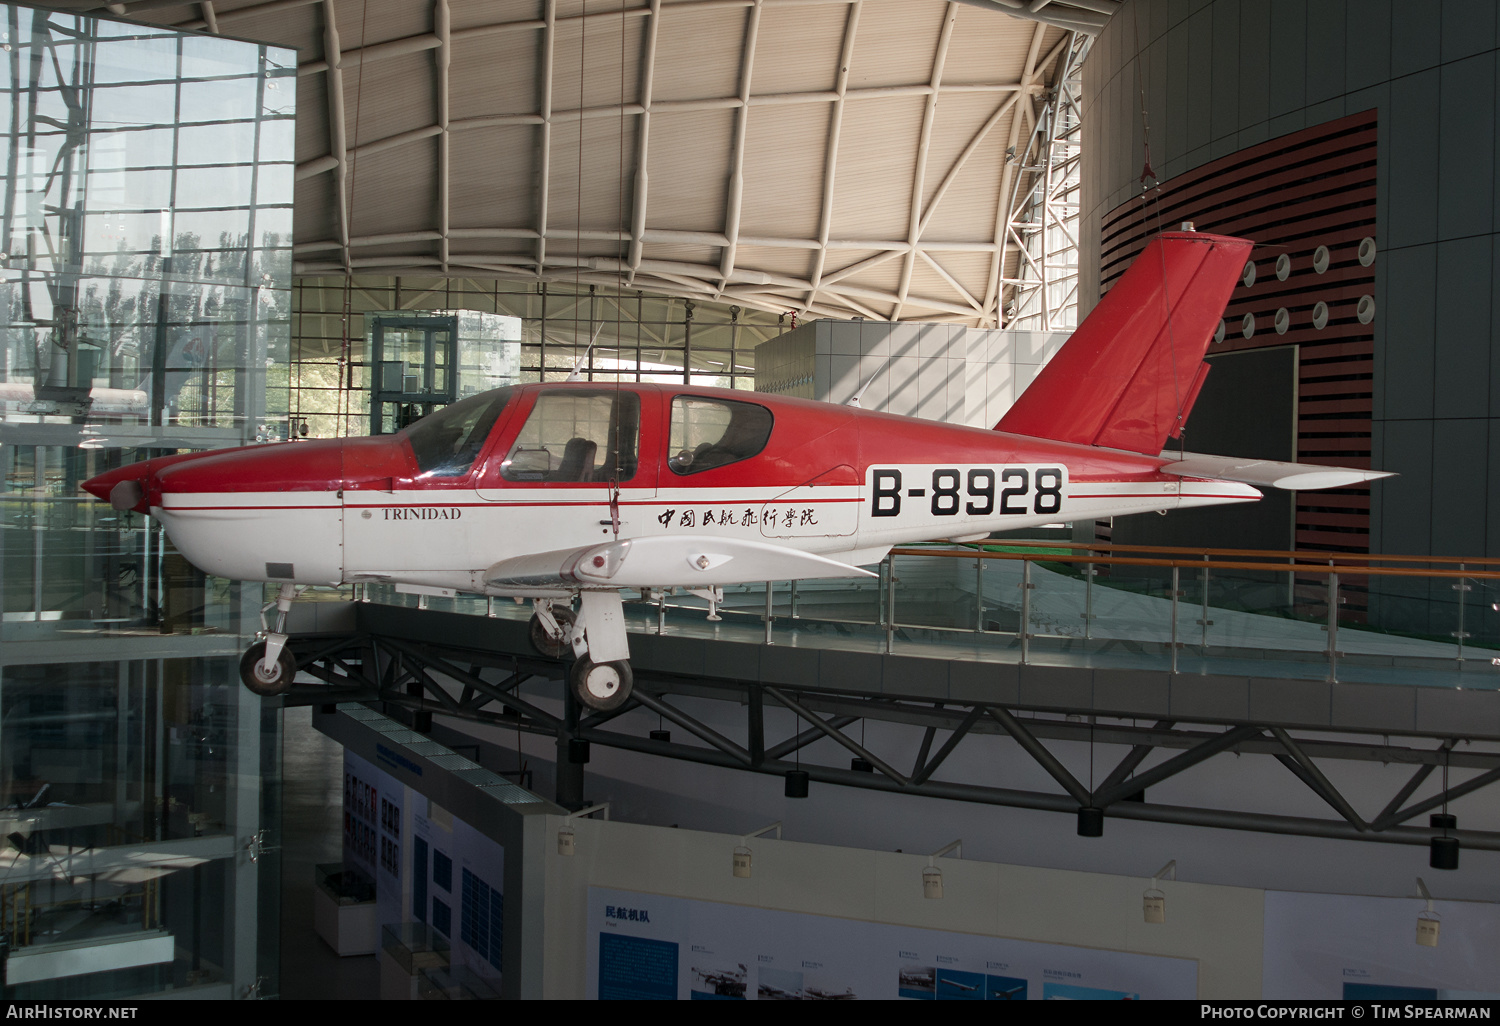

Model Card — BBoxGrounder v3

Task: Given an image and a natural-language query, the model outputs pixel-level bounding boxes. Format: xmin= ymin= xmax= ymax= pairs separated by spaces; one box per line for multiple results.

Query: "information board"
xmin=585 ymin=886 xmax=1198 ymax=1000
xmin=1263 ymin=890 xmax=1500 ymax=1000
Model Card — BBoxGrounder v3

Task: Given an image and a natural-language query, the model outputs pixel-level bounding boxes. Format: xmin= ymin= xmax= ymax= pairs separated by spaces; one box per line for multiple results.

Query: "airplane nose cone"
xmin=81 ymin=436 xmax=401 ymax=516
xmin=80 ymin=474 xmax=113 ymax=502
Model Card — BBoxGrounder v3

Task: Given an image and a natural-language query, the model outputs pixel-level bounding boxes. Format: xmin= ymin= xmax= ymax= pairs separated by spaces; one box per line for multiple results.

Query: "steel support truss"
xmin=999 ymin=29 xmax=1088 ymax=331
xmin=288 ymin=631 xmax=1500 ymax=851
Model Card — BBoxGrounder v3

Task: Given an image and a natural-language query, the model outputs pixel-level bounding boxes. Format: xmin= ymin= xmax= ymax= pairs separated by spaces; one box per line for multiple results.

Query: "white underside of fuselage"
xmin=153 ymin=478 xmax=1260 ymax=592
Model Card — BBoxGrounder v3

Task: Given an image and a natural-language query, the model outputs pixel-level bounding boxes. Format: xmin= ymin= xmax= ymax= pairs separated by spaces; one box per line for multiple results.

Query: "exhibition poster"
xmin=412 ymin=793 xmax=506 ymax=987
xmin=586 ymin=886 xmax=1198 ymax=1000
xmin=1262 ymin=890 xmax=1500 ymax=1000
xmin=343 ymin=751 xmax=403 ymax=928
xmin=346 ymin=750 xmax=506 ymax=990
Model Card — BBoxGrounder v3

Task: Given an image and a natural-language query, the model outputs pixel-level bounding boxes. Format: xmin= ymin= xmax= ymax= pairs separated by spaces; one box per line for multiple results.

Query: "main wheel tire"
xmin=239 ymin=642 xmax=297 ymax=697
xmin=529 ymin=608 xmax=576 ymax=659
xmin=569 ymin=657 xmax=633 ymax=711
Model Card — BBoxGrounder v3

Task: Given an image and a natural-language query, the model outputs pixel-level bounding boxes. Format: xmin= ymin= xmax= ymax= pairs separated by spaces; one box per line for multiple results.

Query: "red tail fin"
xmin=996 ymin=231 xmax=1252 ymax=454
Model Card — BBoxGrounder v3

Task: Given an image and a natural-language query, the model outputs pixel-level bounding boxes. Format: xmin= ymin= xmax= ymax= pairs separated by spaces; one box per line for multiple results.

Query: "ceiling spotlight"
xmin=784 ymin=770 xmax=809 ymax=798
xmin=1077 ymin=807 xmax=1104 ymax=837
xmin=1430 ymin=813 xmax=1459 ymax=871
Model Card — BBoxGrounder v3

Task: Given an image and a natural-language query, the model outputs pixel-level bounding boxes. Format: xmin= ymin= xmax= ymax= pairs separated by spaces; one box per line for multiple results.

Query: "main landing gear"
xmin=528 ymin=593 xmax=634 ymax=712
xmin=239 ymin=584 xmax=301 ymax=696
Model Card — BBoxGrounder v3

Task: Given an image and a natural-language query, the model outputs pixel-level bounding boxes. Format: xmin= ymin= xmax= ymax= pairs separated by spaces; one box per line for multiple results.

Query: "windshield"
xmin=400 ymin=388 xmax=513 ymax=477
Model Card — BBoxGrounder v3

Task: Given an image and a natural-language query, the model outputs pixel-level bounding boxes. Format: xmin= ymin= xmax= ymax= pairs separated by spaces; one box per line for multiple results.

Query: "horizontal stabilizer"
xmin=484 ymin=535 xmax=878 ymax=591
xmin=1160 ymin=452 xmax=1394 ymax=491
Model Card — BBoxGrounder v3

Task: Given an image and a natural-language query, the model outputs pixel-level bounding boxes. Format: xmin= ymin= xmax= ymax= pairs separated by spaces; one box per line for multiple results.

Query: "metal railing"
xmin=362 ymin=540 xmax=1500 ymax=688
xmin=878 ymin=542 xmax=1500 ymax=678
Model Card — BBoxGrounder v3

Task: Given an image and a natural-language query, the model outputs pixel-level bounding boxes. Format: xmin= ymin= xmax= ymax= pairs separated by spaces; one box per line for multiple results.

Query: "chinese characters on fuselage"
xmin=654 ymin=507 xmax=819 ymax=529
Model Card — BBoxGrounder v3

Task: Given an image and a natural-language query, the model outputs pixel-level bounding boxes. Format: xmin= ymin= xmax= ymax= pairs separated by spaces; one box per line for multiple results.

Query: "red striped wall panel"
xmin=1099 ymin=110 xmax=1378 ymax=555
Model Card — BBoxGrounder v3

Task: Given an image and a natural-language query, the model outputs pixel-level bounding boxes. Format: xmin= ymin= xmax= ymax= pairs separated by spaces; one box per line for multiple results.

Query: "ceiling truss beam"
xmin=984 ymin=19 xmax=1047 ymax=325
xmin=892 ymin=1 xmax=957 ymax=321
xmin=435 ymin=0 xmax=451 ymax=272
xmin=535 ymin=0 xmax=556 ymax=277
xmin=716 ymin=0 xmax=762 ymax=292
xmin=627 ymin=0 xmax=661 ymax=278
xmin=802 ymin=0 xmax=859 ymax=316
xmin=292 ymin=83 xmax=1036 ymax=183
xmin=320 ymin=0 xmax=350 ymax=275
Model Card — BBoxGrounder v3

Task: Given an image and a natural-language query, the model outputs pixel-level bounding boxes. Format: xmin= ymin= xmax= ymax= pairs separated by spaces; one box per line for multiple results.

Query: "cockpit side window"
xmin=667 ymin=396 xmax=774 ymax=475
xmin=402 ymin=388 xmax=512 ymax=477
xmin=501 ymin=390 xmax=640 ymax=483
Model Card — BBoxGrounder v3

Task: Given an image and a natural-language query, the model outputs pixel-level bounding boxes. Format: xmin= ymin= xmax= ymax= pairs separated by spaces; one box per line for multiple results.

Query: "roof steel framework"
xmin=60 ymin=0 xmax=1115 ymax=327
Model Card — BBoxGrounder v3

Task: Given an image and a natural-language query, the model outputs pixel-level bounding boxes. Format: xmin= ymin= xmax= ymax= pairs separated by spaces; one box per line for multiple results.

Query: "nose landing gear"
xmin=240 ymin=641 xmax=297 ymax=696
xmin=239 ymin=583 xmax=301 ymax=696
xmin=528 ymin=592 xmax=634 ymax=712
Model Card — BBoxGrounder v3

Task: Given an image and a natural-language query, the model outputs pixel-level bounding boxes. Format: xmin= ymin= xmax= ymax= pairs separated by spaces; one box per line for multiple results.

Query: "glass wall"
xmin=292 ymin=276 xmax=788 ymax=439
xmin=2 ymin=8 xmax=293 ymax=435
xmin=0 ymin=5 xmax=294 ymax=998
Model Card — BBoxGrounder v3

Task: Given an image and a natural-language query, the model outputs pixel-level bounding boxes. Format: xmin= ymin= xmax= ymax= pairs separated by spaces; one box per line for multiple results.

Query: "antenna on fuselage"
xmin=565 ymin=323 xmax=607 ymax=382
xmin=846 ymin=365 xmax=882 ymax=408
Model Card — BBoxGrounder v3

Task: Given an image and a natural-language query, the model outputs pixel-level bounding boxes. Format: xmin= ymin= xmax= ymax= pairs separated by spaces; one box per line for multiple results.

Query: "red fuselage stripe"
xmin=161 ymin=497 xmax=872 ymax=512
xmin=160 ymin=504 xmax=341 ymax=512
xmin=159 ymin=491 xmax=1245 ymax=513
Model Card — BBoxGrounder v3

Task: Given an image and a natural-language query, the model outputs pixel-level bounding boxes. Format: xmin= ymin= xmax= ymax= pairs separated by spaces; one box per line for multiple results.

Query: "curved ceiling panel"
xmin=70 ymin=0 xmax=1116 ymax=324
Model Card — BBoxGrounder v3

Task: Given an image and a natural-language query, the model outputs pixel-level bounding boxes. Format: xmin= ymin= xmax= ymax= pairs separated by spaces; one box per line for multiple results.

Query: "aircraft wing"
xmin=483 ymin=535 xmax=879 ymax=592
xmin=1159 ymin=452 xmax=1394 ymax=491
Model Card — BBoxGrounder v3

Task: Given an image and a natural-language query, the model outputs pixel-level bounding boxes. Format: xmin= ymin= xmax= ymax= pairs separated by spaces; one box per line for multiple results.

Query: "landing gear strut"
xmin=529 ymin=593 xmax=634 ymax=711
xmin=239 ymin=583 xmax=300 ymax=696
xmin=527 ymin=601 xmax=576 ymax=659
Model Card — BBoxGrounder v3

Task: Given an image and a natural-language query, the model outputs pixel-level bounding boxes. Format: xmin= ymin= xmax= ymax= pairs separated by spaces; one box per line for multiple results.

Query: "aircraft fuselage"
xmin=88 ymin=381 xmax=1258 ymax=593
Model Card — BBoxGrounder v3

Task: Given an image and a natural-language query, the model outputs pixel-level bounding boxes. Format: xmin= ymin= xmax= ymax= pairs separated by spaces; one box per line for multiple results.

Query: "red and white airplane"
xmin=82 ymin=231 xmax=1388 ymax=709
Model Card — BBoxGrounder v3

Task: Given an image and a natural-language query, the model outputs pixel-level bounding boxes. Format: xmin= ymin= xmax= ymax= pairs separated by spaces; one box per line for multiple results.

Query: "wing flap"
xmin=483 ymin=535 xmax=878 ymax=591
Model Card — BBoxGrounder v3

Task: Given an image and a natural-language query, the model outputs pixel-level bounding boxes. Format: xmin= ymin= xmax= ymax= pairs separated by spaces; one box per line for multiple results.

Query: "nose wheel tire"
xmin=529 ymin=608 xmax=577 ymax=659
xmin=239 ymin=642 xmax=297 ymax=697
xmin=569 ymin=657 xmax=633 ymax=711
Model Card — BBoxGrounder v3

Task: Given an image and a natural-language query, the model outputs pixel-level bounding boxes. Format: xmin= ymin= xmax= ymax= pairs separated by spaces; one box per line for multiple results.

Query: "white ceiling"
xmin=74 ymin=0 xmax=1117 ymax=324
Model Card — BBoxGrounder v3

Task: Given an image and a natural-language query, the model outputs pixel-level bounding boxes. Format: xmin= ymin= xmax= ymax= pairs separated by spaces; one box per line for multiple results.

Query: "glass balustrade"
xmin=352 ymin=540 xmax=1500 ymax=692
